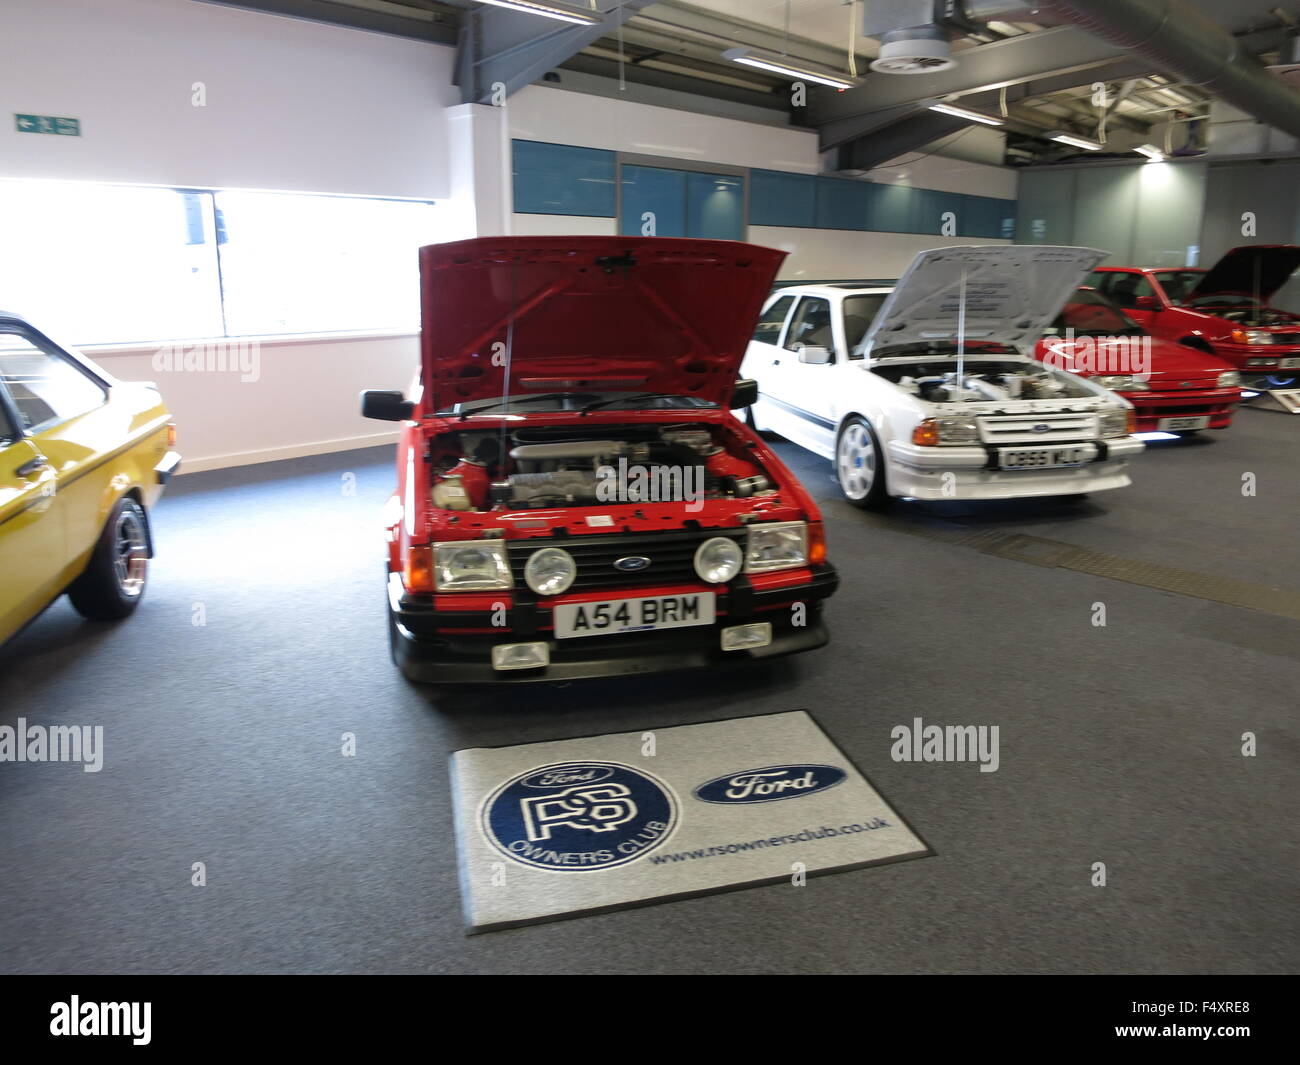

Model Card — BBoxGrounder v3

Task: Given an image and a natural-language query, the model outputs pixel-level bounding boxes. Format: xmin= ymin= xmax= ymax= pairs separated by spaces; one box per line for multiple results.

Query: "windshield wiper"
xmin=578 ymin=392 xmax=698 ymax=416
xmin=456 ymin=393 xmax=598 ymax=419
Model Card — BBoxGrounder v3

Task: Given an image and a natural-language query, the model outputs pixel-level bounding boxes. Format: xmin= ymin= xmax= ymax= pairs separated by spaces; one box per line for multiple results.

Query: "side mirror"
xmin=361 ymin=390 xmax=414 ymax=421
xmin=730 ymin=378 xmax=758 ymax=409
xmin=1134 ymin=295 xmax=1159 ymax=310
xmin=797 ymin=345 xmax=833 ymax=365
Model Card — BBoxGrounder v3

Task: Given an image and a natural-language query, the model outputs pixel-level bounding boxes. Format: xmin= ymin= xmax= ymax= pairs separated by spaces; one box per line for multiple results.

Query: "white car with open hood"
xmin=741 ymin=245 xmax=1146 ymax=506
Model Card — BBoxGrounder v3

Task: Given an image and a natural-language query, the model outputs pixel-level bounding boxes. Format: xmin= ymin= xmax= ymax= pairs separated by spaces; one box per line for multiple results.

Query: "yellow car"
xmin=0 ymin=312 xmax=179 ymax=646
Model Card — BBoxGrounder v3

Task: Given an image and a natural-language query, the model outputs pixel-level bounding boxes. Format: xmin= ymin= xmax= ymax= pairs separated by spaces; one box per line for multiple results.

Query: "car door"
xmin=0 ymin=325 xmax=114 ymax=617
xmin=742 ymin=293 xmax=797 ymax=433
xmin=0 ymin=383 xmax=63 ymax=644
xmin=776 ymin=295 xmax=840 ymax=456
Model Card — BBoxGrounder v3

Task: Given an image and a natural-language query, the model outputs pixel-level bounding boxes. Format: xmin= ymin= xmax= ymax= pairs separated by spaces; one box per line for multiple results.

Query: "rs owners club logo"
xmin=482 ymin=761 xmax=678 ymax=872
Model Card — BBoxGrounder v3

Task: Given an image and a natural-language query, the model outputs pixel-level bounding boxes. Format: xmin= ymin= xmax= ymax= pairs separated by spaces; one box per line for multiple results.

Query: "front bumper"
xmin=154 ymin=451 xmax=182 ymax=484
xmin=387 ymin=567 xmax=837 ymax=684
xmin=885 ymin=437 xmax=1144 ymax=500
xmin=1123 ymin=388 xmax=1240 ymax=432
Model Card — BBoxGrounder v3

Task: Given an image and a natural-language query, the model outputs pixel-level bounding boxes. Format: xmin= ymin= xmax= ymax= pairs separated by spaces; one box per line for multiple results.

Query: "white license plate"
xmin=553 ymin=593 xmax=715 ymax=640
xmin=999 ymin=446 xmax=1088 ymax=470
xmin=1158 ymin=415 xmax=1210 ymax=431
xmin=1278 ymin=357 xmax=1300 ymax=368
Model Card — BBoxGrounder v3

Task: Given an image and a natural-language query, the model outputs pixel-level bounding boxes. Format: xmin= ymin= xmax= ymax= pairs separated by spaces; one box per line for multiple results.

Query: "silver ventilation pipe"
xmin=1041 ymin=0 xmax=1300 ymax=139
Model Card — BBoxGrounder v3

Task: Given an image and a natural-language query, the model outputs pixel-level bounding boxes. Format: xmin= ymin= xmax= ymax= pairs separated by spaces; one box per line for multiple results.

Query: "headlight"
xmin=912 ymin=416 xmax=978 ymax=446
xmin=745 ymin=521 xmax=808 ymax=573
xmin=1096 ymin=374 xmax=1150 ymax=391
xmin=1217 ymin=371 xmax=1241 ymax=388
xmin=1099 ymin=409 xmax=1132 ymax=438
xmin=433 ymin=539 xmax=512 ymax=591
xmin=694 ymin=536 xmax=743 ymax=584
xmin=524 ymin=547 xmax=575 ymax=596
xmin=1231 ymin=329 xmax=1273 ymax=345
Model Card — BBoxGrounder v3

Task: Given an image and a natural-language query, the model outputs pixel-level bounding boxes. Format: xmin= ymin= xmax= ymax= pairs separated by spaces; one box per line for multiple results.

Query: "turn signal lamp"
xmin=912 ymin=419 xmax=941 ymax=446
xmin=808 ymin=523 xmax=827 ymax=565
xmin=404 ymin=545 xmax=434 ymax=593
xmin=166 ymin=423 xmax=177 ymax=447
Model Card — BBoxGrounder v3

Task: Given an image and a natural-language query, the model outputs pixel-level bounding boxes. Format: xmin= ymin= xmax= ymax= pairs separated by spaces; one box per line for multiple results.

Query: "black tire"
xmin=835 ymin=416 xmax=887 ymax=509
xmin=67 ymin=496 xmax=150 ymax=621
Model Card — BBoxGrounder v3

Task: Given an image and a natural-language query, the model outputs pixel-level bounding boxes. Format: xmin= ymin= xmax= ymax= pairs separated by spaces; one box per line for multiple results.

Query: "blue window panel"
xmin=867 ymin=181 xmax=915 ymax=233
xmin=815 ymin=177 xmax=871 ymax=230
xmin=750 ymin=169 xmax=816 ymax=228
xmin=620 ymin=165 xmax=687 ymax=237
xmin=959 ymin=194 xmax=1003 ymax=238
xmin=998 ymin=199 xmax=1017 ymax=239
xmin=687 ymin=172 xmax=745 ymax=240
xmin=512 ymin=140 xmax=617 ymax=217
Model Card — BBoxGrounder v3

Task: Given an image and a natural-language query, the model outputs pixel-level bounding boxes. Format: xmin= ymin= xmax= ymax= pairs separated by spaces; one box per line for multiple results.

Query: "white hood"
xmin=859 ymin=245 xmax=1106 ymax=357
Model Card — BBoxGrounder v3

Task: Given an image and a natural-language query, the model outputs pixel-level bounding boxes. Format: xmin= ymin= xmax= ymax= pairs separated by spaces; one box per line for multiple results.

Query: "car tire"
xmin=835 ymin=416 xmax=887 ymax=509
xmin=67 ymin=496 xmax=150 ymax=621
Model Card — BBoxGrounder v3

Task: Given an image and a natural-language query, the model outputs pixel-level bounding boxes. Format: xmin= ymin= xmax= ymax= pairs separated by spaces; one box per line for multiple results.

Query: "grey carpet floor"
xmin=0 ymin=406 xmax=1296 ymax=974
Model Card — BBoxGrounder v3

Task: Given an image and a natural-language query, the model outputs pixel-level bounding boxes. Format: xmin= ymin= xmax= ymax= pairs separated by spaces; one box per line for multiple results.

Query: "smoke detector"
xmin=870 ymin=25 xmax=956 ymax=74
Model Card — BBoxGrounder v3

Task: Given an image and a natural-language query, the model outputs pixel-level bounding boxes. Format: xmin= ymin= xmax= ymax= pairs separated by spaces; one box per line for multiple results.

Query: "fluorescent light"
xmin=1050 ymin=132 xmax=1104 ymax=151
xmin=1134 ymin=143 xmax=1166 ymax=161
xmin=474 ymin=0 xmax=602 ymax=26
xmin=722 ymin=47 xmax=857 ymax=90
xmin=929 ymin=102 xmax=1004 ymax=127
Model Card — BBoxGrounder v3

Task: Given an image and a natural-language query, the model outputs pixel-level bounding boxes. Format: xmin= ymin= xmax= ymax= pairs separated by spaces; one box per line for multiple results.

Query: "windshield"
xmin=1044 ymin=289 xmax=1145 ymax=336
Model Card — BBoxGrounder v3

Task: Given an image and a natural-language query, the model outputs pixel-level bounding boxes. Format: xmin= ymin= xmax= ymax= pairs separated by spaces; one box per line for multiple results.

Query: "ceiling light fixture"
xmin=929 ymin=102 xmax=1005 ymax=127
xmin=474 ymin=0 xmax=602 ymax=26
xmin=1133 ymin=143 xmax=1166 ymax=161
xmin=1050 ymin=132 xmax=1104 ymax=151
xmin=722 ymin=47 xmax=857 ymax=90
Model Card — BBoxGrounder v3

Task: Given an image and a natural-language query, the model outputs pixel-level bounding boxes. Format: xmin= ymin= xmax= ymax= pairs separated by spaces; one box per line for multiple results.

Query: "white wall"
xmin=0 ymin=0 xmax=458 ymax=199
xmin=508 ymin=84 xmax=821 ymax=173
xmin=752 ymin=227 xmax=1009 ymax=281
xmin=865 ymin=150 xmax=1018 ymax=200
xmin=512 ymin=214 xmax=617 ymax=236
xmin=85 ymin=333 xmax=416 ymax=474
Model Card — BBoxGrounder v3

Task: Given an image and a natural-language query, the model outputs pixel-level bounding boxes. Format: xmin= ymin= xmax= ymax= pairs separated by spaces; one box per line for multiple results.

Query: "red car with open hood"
xmin=1035 ymin=287 xmax=1243 ymax=435
xmin=1090 ymin=245 xmax=1300 ymax=388
xmin=362 ymin=236 xmax=838 ymax=684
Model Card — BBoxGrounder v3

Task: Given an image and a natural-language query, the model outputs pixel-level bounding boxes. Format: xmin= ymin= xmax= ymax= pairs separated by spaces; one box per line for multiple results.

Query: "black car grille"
xmin=507 ymin=528 xmax=738 ymax=593
xmin=1271 ymin=332 xmax=1300 ymax=344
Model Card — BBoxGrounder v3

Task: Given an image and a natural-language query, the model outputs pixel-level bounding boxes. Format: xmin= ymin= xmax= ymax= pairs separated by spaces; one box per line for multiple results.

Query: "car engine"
xmin=429 ymin=424 xmax=773 ymax=511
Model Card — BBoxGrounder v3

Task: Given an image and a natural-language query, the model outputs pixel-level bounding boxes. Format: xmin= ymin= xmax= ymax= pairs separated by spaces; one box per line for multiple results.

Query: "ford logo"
xmin=1031 ymin=423 xmax=1051 ymax=433
xmin=693 ymin=764 xmax=847 ymax=805
xmin=614 ymin=556 xmax=651 ymax=572
xmin=520 ymin=764 xmax=616 ymax=789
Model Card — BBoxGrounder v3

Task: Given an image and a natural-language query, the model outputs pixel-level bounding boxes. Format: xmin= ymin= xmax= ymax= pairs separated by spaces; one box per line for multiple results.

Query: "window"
xmin=752 ymin=296 xmax=794 ymax=345
xmin=513 ymin=140 xmax=617 ymax=217
xmin=213 ymin=191 xmax=438 ymax=336
xmin=784 ymin=297 xmax=835 ymax=354
xmin=0 ymin=179 xmax=440 ymax=345
xmin=843 ymin=294 xmax=886 ymax=356
xmin=0 ymin=330 xmax=106 ymax=432
xmin=620 ymin=165 xmax=745 ymax=241
xmin=1105 ymin=272 xmax=1155 ymax=309
xmin=1152 ymin=270 xmax=1205 ymax=305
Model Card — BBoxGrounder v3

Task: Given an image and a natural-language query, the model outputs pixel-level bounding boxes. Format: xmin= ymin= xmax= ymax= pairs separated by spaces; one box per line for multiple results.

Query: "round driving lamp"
xmin=694 ymin=537 xmax=743 ymax=584
xmin=524 ymin=547 xmax=576 ymax=596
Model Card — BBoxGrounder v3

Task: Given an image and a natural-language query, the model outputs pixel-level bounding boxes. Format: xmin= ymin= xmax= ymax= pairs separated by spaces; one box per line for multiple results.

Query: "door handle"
xmin=15 ymin=457 xmax=48 ymax=478
xmin=772 ymin=358 xmax=781 ymax=366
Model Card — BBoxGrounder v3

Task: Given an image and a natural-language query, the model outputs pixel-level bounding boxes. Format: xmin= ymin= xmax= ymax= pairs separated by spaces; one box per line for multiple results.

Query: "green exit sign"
xmin=15 ymin=114 xmax=81 ymax=136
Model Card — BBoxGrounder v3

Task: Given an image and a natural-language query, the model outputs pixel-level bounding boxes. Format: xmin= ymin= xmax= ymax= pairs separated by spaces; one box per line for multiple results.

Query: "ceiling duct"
xmin=1041 ymin=0 xmax=1300 ymax=139
xmin=864 ymin=1 xmax=956 ymax=74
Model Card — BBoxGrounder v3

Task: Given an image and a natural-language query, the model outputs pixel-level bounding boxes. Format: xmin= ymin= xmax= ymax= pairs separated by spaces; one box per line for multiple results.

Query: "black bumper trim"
xmin=386 ymin=566 xmax=837 ymax=684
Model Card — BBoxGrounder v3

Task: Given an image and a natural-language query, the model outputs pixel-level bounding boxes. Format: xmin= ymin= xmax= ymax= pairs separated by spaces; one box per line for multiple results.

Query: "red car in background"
xmin=360 ymin=236 xmax=838 ymax=684
xmin=1090 ymin=245 xmax=1300 ymax=388
xmin=1036 ymin=287 xmax=1242 ymax=435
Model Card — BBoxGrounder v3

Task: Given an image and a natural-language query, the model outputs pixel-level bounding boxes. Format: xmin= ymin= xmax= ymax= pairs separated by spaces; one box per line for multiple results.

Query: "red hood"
xmin=1188 ymin=244 xmax=1300 ymax=302
xmin=1036 ymin=333 xmax=1236 ymax=386
xmin=418 ymin=237 xmax=786 ymax=411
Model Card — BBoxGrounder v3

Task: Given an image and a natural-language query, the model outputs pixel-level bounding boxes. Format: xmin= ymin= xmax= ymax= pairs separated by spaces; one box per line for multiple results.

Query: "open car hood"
xmin=1186 ymin=244 xmax=1300 ymax=302
xmin=419 ymin=236 xmax=786 ymax=411
xmin=860 ymin=245 xmax=1106 ymax=357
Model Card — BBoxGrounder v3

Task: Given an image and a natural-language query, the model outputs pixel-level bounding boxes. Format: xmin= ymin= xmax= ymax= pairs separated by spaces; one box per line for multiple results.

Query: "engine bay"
xmin=872 ymin=360 xmax=1097 ymax=402
xmin=426 ymin=422 xmax=775 ymax=511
